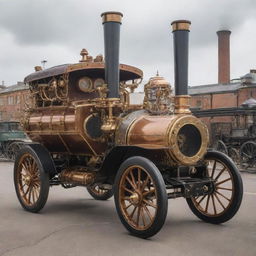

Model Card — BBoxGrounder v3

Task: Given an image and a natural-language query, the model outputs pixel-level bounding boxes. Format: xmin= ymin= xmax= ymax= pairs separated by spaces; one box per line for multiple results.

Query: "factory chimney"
xmin=217 ymin=30 xmax=231 ymax=84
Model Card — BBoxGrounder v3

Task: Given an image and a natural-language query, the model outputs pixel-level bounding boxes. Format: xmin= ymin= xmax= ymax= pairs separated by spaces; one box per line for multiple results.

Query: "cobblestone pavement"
xmin=0 ymin=162 xmax=255 ymax=256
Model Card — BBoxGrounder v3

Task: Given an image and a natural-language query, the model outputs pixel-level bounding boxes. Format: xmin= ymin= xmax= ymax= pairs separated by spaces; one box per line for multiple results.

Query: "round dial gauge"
xmin=78 ymin=77 xmax=93 ymax=92
xmin=94 ymin=78 xmax=105 ymax=88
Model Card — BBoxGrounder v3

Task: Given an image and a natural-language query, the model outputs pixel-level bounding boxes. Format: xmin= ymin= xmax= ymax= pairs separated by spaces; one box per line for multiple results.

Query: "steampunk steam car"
xmin=14 ymin=12 xmax=243 ymax=238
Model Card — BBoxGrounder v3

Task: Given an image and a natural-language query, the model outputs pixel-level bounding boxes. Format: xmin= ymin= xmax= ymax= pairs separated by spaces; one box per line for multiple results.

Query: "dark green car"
xmin=0 ymin=122 xmax=29 ymax=160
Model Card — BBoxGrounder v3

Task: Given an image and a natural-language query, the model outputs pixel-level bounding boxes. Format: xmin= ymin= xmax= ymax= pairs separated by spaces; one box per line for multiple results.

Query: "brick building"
xmin=0 ymin=82 xmax=30 ymax=121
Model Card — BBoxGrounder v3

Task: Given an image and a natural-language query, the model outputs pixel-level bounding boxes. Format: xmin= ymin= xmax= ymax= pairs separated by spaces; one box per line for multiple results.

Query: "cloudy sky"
xmin=0 ymin=0 xmax=255 ymax=88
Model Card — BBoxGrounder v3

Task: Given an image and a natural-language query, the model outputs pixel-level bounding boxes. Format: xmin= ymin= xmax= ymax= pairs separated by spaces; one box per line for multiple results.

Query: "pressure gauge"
xmin=94 ymin=78 xmax=105 ymax=88
xmin=78 ymin=77 xmax=93 ymax=92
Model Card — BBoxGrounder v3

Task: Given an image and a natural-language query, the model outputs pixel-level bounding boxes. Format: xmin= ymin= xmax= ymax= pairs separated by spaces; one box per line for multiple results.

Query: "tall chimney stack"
xmin=217 ymin=30 xmax=231 ymax=84
xmin=171 ymin=20 xmax=191 ymax=114
xmin=101 ymin=11 xmax=123 ymax=99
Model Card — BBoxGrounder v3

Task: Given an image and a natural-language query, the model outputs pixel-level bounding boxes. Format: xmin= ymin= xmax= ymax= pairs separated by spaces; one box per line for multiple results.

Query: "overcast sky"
xmin=0 ymin=0 xmax=255 ymax=88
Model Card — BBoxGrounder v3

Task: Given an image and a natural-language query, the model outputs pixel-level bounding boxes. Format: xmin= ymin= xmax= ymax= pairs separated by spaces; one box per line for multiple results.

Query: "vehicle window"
xmin=0 ymin=123 xmax=9 ymax=132
xmin=9 ymin=123 xmax=22 ymax=132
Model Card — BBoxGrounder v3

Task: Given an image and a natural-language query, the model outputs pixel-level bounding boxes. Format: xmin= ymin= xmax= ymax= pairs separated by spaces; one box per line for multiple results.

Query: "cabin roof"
xmin=24 ymin=62 xmax=143 ymax=83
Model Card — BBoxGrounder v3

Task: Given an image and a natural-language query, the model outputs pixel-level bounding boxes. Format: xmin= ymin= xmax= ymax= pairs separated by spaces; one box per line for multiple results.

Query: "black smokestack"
xmin=171 ymin=20 xmax=191 ymax=96
xmin=101 ymin=11 xmax=123 ymax=99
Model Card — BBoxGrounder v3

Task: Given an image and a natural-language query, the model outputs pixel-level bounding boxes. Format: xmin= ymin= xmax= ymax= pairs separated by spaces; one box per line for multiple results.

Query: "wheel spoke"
xmin=215 ymin=177 xmax=231 ymax=186
xmin=143 ymin=205 xmax=153 ymax=222
xmin=143 ymin=199 xmax=157 ymax=209
xmin=215 ymin=190 xmax=231 ymax=202
xmin=141 ymin=175 xmax=150 ymax=192
xmin=143 ymin=188 xmax=155 ymax=196
xmin=214 ymin=167 xmax=226 ymax=181
xmin=122 ymin=186 xmax=134 ymax=195
xmin=211 ymin=194 xmax=217 ymax=215
xmin=136 ymin=206 xmax=141 ymax=226
xmin=130 ymin=206 xmax=137 ymax=219
xmin=137 ymin=168 xmax=141 ymax=190
xmin=205 ymin=195 xmax=210 ymax=212
xmin=125 ymin=176 xmax=137 ymax=191
xmin=196 ymin=194 xmax=207 ymax=205
xmin=213 ymin=193 xmax=225 ymax=210
xmin=211 ymin=160 xmax=217 ymax=178
xmin=129 ymin=170 xmax=137 ymax=189
xmin=216 ymin=186 xmax=232 ymax=191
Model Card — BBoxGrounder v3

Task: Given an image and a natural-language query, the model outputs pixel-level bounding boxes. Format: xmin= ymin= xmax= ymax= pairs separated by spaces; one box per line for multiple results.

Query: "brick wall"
xmin=0 ymin=89 xmax=30 ymax=121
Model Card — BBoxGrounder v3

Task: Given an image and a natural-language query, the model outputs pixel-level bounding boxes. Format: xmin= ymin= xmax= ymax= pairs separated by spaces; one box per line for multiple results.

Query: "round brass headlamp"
xmin=167 ymin=115 xmax=209 ymax=165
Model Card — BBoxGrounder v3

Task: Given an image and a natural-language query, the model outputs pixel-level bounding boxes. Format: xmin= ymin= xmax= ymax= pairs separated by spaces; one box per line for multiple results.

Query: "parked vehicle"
xmin=0 ymin=121 xmax=29 ymax=160
xmin=13 ymin=12 xmax=243 ymax=238
xmin=193 ymin=107 xmax=256 ymax=169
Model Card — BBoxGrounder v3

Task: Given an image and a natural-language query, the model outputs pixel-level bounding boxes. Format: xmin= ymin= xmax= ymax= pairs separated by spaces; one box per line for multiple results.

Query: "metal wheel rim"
xmin=119 ymin=165 xmax=158 ymax=231
xmin=191 ymin=158 xmax=234 ymax=217
xmin=16 ymin=153 xmax=41 ymax=206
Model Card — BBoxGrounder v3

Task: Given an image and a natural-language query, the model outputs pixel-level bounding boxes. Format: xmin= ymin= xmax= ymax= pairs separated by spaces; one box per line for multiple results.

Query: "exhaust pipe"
xmin=101 ymin=11 xmax=123 ymax=99
xmin=171 ymin=20 xmax=191 ymax=114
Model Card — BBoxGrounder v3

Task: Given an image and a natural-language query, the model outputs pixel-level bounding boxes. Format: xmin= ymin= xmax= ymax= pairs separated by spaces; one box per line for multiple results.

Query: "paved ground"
xmin=0 ymin=162 xmax=255 ymax=256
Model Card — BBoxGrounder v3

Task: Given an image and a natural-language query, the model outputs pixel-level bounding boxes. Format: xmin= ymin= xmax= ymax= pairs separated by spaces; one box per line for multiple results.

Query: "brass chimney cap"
xmin=101 ymin=11 xmax=123 ymax=24
xmin=171 ymin=20 xmax=191 ymax=32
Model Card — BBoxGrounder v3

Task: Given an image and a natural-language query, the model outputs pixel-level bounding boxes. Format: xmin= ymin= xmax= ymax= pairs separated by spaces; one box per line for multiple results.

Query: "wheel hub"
xmin=130 ymin=192 xmax=141 ymax=205
xmin=24 ymin=175 xmax=31 ymax=185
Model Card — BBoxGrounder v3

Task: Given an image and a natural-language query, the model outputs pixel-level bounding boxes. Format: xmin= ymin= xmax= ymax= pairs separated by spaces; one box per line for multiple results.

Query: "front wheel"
xmin=14 ymin=146 xmax=50 ymax=213
xmin=186 ymin=151 xmax=243 ymax=224
xmin=114 ymin=156 xmax=168 ymax=238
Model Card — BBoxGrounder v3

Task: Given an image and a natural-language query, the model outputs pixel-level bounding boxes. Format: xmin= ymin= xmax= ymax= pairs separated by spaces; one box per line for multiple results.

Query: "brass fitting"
xmin=60 ymin=170 xmax=96 ymax=186
xmin=101 ymin=11 xmax=123 ymax=24
xmin=174 ymin=95 xmax=191 ymax=114
xmin=171 ymin=20 xmax=191 ymax=32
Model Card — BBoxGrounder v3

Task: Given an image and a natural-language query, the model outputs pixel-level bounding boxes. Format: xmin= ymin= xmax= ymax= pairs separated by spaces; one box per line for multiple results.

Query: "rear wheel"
xmin=114 ymin=156 xmax=168 ymax=238
xmin=186 ymin=151 xmax=243 ymax=224
xmin=14 ymin=146 xmax=50 ymax=213
xmin=87 ymin=184 xmax=113 ymax=200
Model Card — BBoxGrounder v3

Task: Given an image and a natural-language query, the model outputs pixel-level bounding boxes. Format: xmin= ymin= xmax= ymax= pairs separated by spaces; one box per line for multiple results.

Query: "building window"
xmin=196 ymin=100 xmax=202 ymax=108
xmin=16 ymin=95 xmax=20 ymax=104
xmin=0 ymin=97 xmax=5 ymax=105
xmin=7 ymin=96 xmax=14 ymax=105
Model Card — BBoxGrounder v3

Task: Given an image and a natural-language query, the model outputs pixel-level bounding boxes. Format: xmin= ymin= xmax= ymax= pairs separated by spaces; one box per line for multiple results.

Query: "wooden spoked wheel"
xmin=14 ymin=147 xmax=49 ymax=213
xmin=87 ymin=184 xmax=113 ymax=200
xmin=187 ymin=151 xmax=243 ymax=224
xmin=114 ymin=156 xmax=167 ymax=238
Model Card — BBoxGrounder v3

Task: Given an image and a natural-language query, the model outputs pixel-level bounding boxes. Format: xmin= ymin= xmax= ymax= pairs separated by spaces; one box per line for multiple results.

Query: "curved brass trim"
xmin=167 ymin=115 xmax=209 ymax=165
xmin=171 ymin=20 xmax=191 ymax=31
xmin=101 ymin=12 xmax=123 ymax=23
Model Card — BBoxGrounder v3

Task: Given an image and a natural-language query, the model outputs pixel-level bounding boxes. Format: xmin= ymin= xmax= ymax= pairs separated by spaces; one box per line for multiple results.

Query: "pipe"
xmin=101 ymin=11 xmax=123 ymax=99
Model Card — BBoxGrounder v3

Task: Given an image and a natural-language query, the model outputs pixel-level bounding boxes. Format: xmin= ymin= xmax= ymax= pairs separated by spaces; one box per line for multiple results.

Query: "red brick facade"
xmin=0 ymin=83 xmax=30 ymax=122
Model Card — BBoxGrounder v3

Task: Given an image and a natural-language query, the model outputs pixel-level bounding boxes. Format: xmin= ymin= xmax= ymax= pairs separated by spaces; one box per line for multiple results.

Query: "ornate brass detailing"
xmin=174 ymin=95 xmax=191 ymax=114
xmin=78 ymin=77 xmax=94 ymax=92
xmin=34 ymin=66 xmax=42 ymax=72
xmin=101 ymin=11 xmax=123 ymax=24
xmin=168 ymin=115 xmax=209 ymax=165
xmin=60 ymin=170 xmax=96 ymax=186
xmin=80 ymin=48 xmax=88 ymax=62
xmin=171 ymin=20 xmax=191 ymax=31
xmin=144 ymin=75 xmax=173 ymax=114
